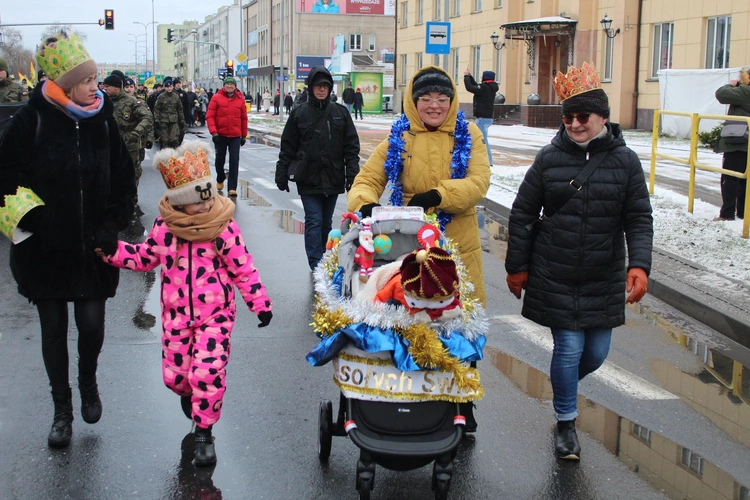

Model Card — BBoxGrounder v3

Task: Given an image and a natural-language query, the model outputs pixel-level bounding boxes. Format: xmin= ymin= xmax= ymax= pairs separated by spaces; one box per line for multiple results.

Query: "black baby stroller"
xmin=307 ymin=212 xmax=487 ymax=499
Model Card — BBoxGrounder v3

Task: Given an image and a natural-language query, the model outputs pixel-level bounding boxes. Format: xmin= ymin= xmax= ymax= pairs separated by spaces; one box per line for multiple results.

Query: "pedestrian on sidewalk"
xmin=353 ymin=87 xmax=364 ymax=119
xmin=275 ymin=66 xmax=360 ymax=270
xmin=0 ymin=31 xmax=136 ymax=448
xmin=262 ymin=88 xmax=272 ymax=112
xmin=463 ymin=66 xmax=498 ymax=166
xmin=348 ymin=65 xmax=490 ymax=431
xmin=206 ymin=76 xmax=248 ymax=197
xmin=504 ymin=62 xmax=653 ymax=461
xmin=342 ymin=81 xmax=355 ymax=113
xmin=96 ymin=141 xmax=273 ymax=467
xmin=284 ymin=91 xmax=293 ymax=113
xmin=713 ymin=68 xmax=750 ymax=221
xmin=273 ymin=89 xmax=281 ymax=115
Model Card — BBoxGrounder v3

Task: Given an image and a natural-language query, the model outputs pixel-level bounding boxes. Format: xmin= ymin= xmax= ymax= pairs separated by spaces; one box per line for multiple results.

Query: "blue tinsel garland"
xmin=383 ymin=111 xmax=472 ymax=232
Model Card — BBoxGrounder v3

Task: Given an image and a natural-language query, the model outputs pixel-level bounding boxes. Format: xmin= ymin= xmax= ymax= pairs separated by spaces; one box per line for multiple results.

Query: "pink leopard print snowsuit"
xmin=104 ymin=217 xmax=272 ymax=428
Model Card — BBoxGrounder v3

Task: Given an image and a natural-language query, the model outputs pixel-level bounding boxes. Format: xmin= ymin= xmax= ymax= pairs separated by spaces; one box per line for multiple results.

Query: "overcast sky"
xmin=2 ymin=0 xmax=234 ymax=67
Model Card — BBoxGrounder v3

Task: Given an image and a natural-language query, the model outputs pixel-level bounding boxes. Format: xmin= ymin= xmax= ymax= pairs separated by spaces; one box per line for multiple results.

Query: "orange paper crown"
xmin=553 ymin=62 xmax=601 ymax=102
xmin=157 ymin=148 xmax=211 ymax=190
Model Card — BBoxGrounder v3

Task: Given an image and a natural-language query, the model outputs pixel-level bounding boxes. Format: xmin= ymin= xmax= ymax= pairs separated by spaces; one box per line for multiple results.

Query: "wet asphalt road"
xmin=0 ymin=133 xmax=748 ymax=499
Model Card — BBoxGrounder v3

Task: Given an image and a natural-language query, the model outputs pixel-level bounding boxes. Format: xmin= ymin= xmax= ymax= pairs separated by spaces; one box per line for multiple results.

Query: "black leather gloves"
xmin=257 ymin=311 xmax=273 ymax=327
xmin=212 ymin=134 xmax=220 ymax=145
xmin=17 ymin=206 xmax=44 ymax=233
xmin=277 ymin=181 xmax=290 ymax=192
xmin=94 ymin=221 xmax=119 ymax=257
xmin=145 ymin=141 xmax=153 ymax=149
xmin=240 ymin=138 xmax=246 ymax=146
xmin=407 ymin=190 xmax=442 ymax=210
xmin=359 ymin=203 xmax=381 ymax=217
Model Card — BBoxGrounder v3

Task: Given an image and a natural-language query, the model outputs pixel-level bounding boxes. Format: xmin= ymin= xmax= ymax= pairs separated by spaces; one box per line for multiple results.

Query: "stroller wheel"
xmin=358 ymin=491 xmax=371 ymax=500
xmin=318 ymin=400 xmax=333 ymax=461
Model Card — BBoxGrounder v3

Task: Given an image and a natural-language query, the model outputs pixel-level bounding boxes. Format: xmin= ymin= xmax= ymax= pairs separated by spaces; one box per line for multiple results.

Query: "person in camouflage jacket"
xmin=154 ymin=78 xmax=185 ymax=149
xmin=103 ymin=75 xmax=154 ymax=202
xmin=0 ymin=57 xmax=28 ymax=103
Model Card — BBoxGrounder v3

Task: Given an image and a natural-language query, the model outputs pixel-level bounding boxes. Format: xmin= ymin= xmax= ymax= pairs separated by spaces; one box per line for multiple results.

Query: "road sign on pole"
xmin=236 ymin=64 xmax=248 ymax=77
xmin=235 ymin=52 xmax=247 ymax=63
xmin=426 ymin=22 xmax=451 ymax=55
xmin=218 ymin=68 xmax=227 ymax=78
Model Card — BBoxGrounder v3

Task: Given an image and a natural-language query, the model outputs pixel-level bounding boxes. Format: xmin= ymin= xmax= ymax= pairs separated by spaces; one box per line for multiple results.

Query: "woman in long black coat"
xmin=0 ymin=32 xmax=136 ymax=448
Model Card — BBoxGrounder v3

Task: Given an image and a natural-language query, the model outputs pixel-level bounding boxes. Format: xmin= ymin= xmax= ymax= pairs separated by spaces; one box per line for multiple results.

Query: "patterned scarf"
xmin=42 ymin=79 xmax=104 ymax=121
xmin=158 ymin=195 xmax=236 ymax=242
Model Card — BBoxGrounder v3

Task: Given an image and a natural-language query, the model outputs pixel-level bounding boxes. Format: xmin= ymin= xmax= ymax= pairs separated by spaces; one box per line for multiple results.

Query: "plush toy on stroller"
xmin=307 ymin=208 xmax=487 ymax=500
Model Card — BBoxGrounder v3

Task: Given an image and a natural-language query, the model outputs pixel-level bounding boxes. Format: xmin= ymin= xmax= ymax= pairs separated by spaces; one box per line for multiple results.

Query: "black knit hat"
xmin=103 ymin=74 xmax=123 ymax=88
xmin=561 ymin=88 xmax=610 ymax=118
xmin=111 ymin=70 xmax=126 ymax=81
xmin=411 ymin=68 xmax=455 ymax=101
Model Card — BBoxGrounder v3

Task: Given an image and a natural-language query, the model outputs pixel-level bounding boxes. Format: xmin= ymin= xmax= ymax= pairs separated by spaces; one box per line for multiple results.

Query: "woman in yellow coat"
xmin=347 ymin=66 xmax=491 ymax=306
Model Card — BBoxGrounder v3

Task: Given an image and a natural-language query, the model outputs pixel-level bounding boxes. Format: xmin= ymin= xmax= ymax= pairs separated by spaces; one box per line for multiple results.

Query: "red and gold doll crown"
xmin=553 ymin=62 xmax=601 ymax=102
xmin=156 ymin=148 xmax=211 ymax=190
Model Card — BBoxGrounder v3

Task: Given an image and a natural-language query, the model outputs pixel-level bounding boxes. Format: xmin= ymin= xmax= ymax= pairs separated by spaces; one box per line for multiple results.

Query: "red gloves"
xmin=506 ymin=272 xmax=528 ymax=299
xmin=626 ymin=268 xmax=648 ymax=304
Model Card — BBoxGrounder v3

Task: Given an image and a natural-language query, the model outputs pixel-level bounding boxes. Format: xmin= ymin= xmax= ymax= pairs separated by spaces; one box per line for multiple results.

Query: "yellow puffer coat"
xmin=347 ymin=66 xmax=491 ymax=305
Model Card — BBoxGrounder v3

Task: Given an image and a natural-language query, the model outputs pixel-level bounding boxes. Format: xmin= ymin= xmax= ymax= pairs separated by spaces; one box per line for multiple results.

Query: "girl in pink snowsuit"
xmin=98 ymin=141 xmax=272 ymax=467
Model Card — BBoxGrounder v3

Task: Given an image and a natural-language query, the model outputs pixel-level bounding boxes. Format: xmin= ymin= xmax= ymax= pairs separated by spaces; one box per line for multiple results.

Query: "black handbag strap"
xmin=545 ymin=150 xmax=609 ymax=218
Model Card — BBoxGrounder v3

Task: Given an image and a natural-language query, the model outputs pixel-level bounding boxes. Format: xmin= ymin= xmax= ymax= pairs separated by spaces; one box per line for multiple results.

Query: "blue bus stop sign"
xmin=426 ymin=22 xmax=451 ymax=55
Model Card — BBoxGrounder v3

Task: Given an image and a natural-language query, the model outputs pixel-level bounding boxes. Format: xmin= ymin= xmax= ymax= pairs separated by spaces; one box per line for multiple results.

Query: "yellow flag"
xmin=144 ymin=75 xmax=156 ymax=89
xmin=30 ymin=59 xmax=37 ymax=85
xmin=17 ymin=71 xmax=29 ymax=85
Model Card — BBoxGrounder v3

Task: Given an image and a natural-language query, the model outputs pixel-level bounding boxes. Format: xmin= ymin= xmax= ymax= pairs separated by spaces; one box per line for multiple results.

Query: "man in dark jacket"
xmin=275 ymin=66 xmax=360 ymax=270
xmin=464 ymin=68 xmax=498 ymax=166
xmin=206 ymin=77 xmax=248 ymax=197
xmin=713 ymin=68 xmax=750 ymax=221
xmin=342 ymin=82 xmax=355 ymax=113
xmin=504 ymin=63 xmax=653 ymax=461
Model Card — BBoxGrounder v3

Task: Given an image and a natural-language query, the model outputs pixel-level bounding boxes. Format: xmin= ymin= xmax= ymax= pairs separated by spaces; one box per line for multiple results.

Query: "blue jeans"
xmin=550 ymin=328 xmax=612 ymax=421
xmin=214 ymin=136 xmax=241 ymax=191
xmin=300 ymin=194 xmax=338 ymax=270
xmin=475 ymin=117 xmax=493 ymax=165
xmin=345 ymin=103 xmax=353 ymax=113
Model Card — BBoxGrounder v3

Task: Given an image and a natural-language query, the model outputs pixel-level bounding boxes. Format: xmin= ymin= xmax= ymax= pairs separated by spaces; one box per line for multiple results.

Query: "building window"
xmin=368 ymin=34 xmax=376 ymax=51
xmin=350 ymin=33 xmax=362 ymax=51
xmin=603 ymin=33 xmax=614 ymax=81
xmin=706 ymin=16 xmax=731 ymax=69
xmin=472 ymin=0 xmax=481 ymax=12
xmin=495 ymin=0 xmax=502 ymax=7
xmin=401 ymin=1 xmax=408 ymax=27
xmin=400 ymin=54 xmax=408 ymax=84
xmin=739 ymin=486 xmax=750 ymax=500
xmin=651 ymin=22 xmax=673 ymax=78
xmin=632 ymin=423 xmax=652 ymax=444
xmin=451 ymin=47 xmax=460 ymax=83
xmin=494 ymin=46 xmax=502 ymax=83
xmin=471 ymin=45 xmax=481 ymax=76
xmin=434 ymin=54 xmax=441 ymax=65
xmin=417 ymin=0 xmax=424 ymax=23
xmin=451 ymin=0 xmax=460 ymax=17
xmin=681 ymin=447 xmax=705 ymax=476
xmin=416 ymin=52 xmax=423 ymax=70
xmin=433 ymin=0 xmax=441 ymax=20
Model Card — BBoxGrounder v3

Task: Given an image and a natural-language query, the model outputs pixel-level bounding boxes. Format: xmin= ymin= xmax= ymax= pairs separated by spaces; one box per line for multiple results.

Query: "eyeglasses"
xmin=418 ymin=96 xmax=451 ymax=106
xmin=561 ymin=113 xmax=591 ymax=125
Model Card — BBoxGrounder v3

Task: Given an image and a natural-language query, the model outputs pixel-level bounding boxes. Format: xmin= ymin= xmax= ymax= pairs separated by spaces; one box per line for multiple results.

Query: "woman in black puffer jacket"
xmin=0 ymin=33 xmax=135 ymax=449
xmin=505 ymin=64 xmax=653 ymax=461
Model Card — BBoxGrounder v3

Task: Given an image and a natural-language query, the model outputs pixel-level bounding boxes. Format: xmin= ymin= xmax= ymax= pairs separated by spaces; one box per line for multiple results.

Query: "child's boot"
xmin=194 ymin=426 xmax=216 ymax=467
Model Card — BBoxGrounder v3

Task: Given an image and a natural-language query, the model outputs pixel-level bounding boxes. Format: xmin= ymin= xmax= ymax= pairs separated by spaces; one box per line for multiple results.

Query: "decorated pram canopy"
xmin=307 ymin=214 xmax=488 ymax=403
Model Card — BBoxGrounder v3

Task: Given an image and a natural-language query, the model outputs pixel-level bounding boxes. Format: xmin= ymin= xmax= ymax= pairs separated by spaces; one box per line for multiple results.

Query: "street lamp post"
xmin=128 ymin=34 xmax=146 ymax=75
xmin=134 ymin=21 xmax=158 ymax=76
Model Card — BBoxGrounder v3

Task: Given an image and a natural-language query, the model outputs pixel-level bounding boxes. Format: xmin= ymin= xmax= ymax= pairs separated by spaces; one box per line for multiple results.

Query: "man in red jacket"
xmin=206 ymin=77 xmax=248 ymax=197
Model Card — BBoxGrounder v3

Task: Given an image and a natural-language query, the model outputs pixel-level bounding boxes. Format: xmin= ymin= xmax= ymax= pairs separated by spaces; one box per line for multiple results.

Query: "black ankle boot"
xmin=459 ymin=402 xmax=477 ymax=433
xmin=194 ymin=427 xmax=217 ymax=467
xmin=49 ymin=388 xmax=73 ymax=448
xmin=78 ymin=375 xmax=102 ymax=424
xmin=181 ymin=395 xmax=192 ymax=420
xmin=555 ymin=419 xmax=581 ymax=460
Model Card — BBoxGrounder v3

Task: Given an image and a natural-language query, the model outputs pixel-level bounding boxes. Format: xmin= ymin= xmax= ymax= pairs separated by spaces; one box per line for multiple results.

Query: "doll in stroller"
xmin=307 ymin=209 xmax=487 ymax=499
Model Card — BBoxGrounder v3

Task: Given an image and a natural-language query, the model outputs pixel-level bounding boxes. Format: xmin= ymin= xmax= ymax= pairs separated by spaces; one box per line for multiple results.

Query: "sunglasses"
xmin=561 ymin=113 xmax=591 ymax=125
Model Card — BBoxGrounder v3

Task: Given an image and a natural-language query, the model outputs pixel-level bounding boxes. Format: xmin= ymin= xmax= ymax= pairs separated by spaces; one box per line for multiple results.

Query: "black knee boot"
xmin=78 ymin=375 xmax=102 ymax=424
xmin=555 ymin=419 xmax=581 ymax=460
xmin=459 ymin=402 xmax=477 ymax=432
xmin=194 ymin=426 xmax=216 ymax=467
xmin=49 ymin=388 xmax=73 ymax=448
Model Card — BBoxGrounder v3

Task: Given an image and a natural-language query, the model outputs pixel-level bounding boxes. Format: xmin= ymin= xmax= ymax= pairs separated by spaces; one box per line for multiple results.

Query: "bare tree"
xmin=0 ymin=28 xmax=35 ymax=77
xmin=41 ymin=25 xmax=88 ymax=42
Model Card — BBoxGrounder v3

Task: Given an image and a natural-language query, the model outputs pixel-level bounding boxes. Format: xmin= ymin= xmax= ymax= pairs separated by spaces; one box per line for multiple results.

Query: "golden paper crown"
xmin=36 ymin=33 xmax=92 ymax=82
xmin=0 ymin=187 xmax=45 ymax=242
xmin=157 ymin=148 xmax=211 ymax=190
xmin=553 ymin=62 xmax=601 ymax=102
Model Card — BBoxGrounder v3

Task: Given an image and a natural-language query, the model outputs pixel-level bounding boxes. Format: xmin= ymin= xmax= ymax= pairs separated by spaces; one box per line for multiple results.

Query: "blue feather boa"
xmin=383 ymin=111 xmax=472 ymax=232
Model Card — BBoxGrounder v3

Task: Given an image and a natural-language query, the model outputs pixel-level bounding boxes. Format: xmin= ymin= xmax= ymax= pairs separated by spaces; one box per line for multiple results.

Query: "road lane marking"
xmin=493 ymin=314 xmax=679 ymax=401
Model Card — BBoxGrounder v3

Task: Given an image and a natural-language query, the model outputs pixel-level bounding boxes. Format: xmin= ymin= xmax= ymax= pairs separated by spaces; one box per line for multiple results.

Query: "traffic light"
xmin=166 ymin=28 xmax=175 ymax=43
xmin=226 ymin=60 xmax=234 ymax=77
xmin=104 ymin=9 xmax=114 ymax=30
